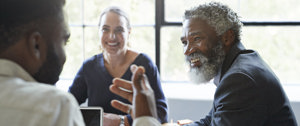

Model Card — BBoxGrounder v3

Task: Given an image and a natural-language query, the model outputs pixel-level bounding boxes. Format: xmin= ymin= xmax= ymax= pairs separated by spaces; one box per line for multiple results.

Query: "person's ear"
xmin=221 ymin=29 xmax=235 ymax=47
xmin=27 ymin=31 xmax=46 ymax=61
xmin=127 ymin=28 xmax=131 ymax=38
xmin=128 ymin=28 xmax=131 ymax=34
xmin=221 ymin=30 xmax=235 ymax=53
xmin=126 ymin=28 xmax=131 ymax=47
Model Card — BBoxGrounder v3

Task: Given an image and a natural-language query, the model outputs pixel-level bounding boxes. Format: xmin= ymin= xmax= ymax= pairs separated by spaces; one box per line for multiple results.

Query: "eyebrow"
xmin=180 ymin=36 xmax=185 ymax=41
xmin=180 ymin=31 xmax=203 ymax=41
xmin=101 ymin=25 xmax=110 ymax=28
xmin=189 ymin=32 xmax=202 ymax=36
xmin=115 ymin=26 xmax=124 ymax=29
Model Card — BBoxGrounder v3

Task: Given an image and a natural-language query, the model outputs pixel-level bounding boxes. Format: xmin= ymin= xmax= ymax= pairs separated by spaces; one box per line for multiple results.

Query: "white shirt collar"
xmin=0 ymin=59 xmax=36 ymax=82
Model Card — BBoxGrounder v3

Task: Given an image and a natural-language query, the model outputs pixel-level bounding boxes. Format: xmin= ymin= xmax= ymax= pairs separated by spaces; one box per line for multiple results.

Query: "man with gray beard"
xmin=109 ymin=2 xmax=297 ymax=126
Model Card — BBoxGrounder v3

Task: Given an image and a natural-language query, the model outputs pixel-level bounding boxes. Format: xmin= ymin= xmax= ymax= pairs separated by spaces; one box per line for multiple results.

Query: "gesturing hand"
xmin=109 ymin=64 xmax=157 ymax=119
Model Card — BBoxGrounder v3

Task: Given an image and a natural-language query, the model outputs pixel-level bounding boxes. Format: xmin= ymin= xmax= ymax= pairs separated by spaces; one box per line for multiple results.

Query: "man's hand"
xmin=103 ymin=113 xmax=122 ymax=126
xmin=110 ymin=64 xmax=157 ymax=119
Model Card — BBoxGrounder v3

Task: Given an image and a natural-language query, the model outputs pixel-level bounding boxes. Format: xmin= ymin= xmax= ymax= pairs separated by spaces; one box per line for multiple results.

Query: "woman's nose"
xmin=108 ymin=32 xmax=116 ymax=40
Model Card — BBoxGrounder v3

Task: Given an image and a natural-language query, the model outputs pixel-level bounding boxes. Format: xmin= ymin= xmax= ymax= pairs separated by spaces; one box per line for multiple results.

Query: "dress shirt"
xmin=0 ymin=59 xmax=85 ymax=126
xmin=133 ymin=116 xmax=161 ymax=126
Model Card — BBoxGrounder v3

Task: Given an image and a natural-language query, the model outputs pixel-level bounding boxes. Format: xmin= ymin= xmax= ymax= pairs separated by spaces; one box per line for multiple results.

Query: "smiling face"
xmin=181 ymin=18 xmax=225 ymax=84
xmin=98 ymin=11 xmax=130 ymax=56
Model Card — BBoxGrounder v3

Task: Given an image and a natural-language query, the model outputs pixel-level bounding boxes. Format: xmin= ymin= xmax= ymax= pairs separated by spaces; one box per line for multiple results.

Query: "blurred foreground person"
xmin=0 ymin=0 xmax=84 ymax=125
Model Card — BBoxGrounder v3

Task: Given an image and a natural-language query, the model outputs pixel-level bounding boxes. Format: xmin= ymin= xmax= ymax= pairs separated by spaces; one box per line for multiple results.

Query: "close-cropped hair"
xmin=0 ymin=0 xmax=66 ymax=52
xmin=184 ymin=2 xmax=242 ymax=42
xmin=98 ymin=6 xmax=131 ymax=30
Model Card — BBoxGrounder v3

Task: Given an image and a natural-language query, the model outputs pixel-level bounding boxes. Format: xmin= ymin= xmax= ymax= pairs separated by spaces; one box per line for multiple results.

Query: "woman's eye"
xmin=102 ymin=28 xmax=109 ymax=32
xmin=115 ymin=28 xmax=124 ymax=33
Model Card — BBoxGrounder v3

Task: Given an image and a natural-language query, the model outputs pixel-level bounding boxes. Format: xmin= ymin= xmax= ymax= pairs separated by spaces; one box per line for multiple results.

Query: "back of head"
xmin=0 ymin=0 xmax=66 ymax=53
xmin=184 ymin=2 xmax=242 ymax=42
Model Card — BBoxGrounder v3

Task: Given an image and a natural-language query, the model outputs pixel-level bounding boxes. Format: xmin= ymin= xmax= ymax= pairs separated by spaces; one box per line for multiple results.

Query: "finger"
xmin=130 ymin=64 xmax=145 ymax=74
xmin=130 ymin=64 xmax=138 ymax=73
xmin=132 ymin=66 xmax=145 ymax=91
xmin=110 ymin=85 xmax=133 ymax=103
xmin=111 ymin=100 xmax=132 ymax=114
xmin=112 ymin=78 xmax=133 ymax=91
xmin=141 ymin=74 xmax=153 ymax=93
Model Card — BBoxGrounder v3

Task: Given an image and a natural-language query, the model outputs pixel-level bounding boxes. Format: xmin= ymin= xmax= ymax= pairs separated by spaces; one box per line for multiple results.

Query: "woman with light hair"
xmin=69 ymin=6 xmax=168 ymax=126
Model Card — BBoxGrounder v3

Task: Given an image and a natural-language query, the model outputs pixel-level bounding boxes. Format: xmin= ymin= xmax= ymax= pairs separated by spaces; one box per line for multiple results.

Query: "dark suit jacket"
xmin=187 ymin=42 xmax=297 ymax=126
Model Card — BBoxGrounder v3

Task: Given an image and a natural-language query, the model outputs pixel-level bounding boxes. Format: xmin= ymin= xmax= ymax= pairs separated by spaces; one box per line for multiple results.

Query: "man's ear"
xmin=221 ymin=30 xmax=235 ymax=52
xmin=222 ymin=30 xmax=235 ymax=46
xmin=27 ymin=32 xmax=46 ymax=61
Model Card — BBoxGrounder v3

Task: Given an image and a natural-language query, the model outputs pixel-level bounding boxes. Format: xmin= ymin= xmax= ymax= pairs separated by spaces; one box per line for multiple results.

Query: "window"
xmin=59 ymin=0 xmax=300 ymax=88
xmin=60 ymin=0 xmax=155 ymax=80
xmin=160 ymin=0 xmax=300 ymax=84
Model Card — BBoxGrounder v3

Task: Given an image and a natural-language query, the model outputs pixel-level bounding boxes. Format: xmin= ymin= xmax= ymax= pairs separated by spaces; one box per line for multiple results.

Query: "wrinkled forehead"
xmin=181 ymin=19 xmax=202 ymax=38
xmin=181 ymin=18 xmax=217 ymax=40
xmin=181 ymin=19 xmax=191 ymax=37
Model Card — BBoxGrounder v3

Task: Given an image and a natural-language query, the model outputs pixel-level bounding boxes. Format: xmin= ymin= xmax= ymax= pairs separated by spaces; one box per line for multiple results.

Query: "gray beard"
xmin=185 ymin=42 xmax=225 ymax=84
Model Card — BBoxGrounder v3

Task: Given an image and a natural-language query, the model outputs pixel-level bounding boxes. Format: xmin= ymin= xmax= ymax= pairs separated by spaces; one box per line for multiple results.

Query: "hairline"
xmin=98 ymin=7 xmax=131 ymax=30
xmin=183 ymin=2 xmax=242 ymax=43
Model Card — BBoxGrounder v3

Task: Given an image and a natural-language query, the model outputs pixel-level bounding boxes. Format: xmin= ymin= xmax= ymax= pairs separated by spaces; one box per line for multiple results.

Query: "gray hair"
xmin=98 ymin=6 xmax=131 ymax=29
xmin=184 ymin=2 xmax=242 ymax=42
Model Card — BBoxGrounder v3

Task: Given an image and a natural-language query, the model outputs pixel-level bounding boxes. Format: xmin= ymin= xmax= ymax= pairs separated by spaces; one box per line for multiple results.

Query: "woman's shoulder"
xmin=83 ymin=53 xmax=104 ymax=65
xmin=126 ymin=49 xmax=150 ymax=61
xmin=134 ymin=52 xmax=153 ymax=63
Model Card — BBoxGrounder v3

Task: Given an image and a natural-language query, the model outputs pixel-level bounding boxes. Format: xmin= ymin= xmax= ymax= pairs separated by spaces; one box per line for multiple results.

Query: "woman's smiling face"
xmin=98 ymin=11 xmax=130 ymax=55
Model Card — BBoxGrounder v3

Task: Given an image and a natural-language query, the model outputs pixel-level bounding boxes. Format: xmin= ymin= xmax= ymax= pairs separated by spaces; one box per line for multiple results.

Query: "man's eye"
xmin=182 ymin=40 xmax=187 ymax=45
xmin=194 ymin=37 xmax=201 ymax=41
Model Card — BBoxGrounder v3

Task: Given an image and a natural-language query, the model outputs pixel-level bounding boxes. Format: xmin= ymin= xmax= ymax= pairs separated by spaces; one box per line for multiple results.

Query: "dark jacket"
xmin=188 ymin=42 xmax=297 ymax=126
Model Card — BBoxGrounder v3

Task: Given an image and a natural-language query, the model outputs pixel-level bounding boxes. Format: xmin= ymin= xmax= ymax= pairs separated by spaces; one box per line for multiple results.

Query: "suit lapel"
xmin=214 ymin=42 xmax=246 ymax=86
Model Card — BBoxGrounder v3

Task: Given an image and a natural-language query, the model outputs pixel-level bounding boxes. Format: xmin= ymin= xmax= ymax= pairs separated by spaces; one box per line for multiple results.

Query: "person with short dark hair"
xmin=0 ymin=0 xmax=84 ymax=125
xmin=110 ymin=2 xmax=297 ymax=126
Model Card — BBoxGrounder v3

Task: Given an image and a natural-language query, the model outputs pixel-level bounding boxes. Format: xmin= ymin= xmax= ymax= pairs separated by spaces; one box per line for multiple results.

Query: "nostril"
xmin=108 ymin=33 xmax=116 ymax=39
xmin=184 ymin=45 xmax=192 ymax=55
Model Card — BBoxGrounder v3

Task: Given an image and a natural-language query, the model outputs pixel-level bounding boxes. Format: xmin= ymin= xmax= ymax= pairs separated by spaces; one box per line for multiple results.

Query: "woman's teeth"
xmin=108 ymin=42 xmax=118 ymax=46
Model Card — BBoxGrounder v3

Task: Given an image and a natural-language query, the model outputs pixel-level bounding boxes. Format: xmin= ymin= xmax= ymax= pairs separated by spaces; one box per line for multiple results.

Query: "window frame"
xmin=154 ymin=0 xmax=300 ymax=83
xmin=65 ymin=0 xmax=300 ymax=83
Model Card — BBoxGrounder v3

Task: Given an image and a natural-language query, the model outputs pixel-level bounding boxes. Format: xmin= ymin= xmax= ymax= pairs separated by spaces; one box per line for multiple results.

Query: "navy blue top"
xmin=69 ymin=53 xmax=168 ymax=125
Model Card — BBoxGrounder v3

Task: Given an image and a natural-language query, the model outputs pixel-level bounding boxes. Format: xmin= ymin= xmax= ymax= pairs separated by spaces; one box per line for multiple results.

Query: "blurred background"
xmin=56 ymin=0 xmax=300 ymax=124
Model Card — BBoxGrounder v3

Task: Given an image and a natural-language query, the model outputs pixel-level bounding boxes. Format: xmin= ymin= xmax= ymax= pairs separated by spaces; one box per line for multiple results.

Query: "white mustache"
xmin=185 ymin=52 xmax=208 ymax=65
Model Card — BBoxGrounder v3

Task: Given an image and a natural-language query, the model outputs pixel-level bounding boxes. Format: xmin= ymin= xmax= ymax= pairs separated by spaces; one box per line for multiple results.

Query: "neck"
xmin=103 ymin=50 xmax=128 ymax=67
